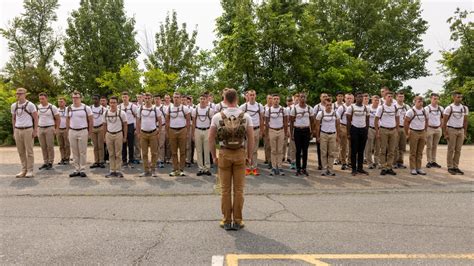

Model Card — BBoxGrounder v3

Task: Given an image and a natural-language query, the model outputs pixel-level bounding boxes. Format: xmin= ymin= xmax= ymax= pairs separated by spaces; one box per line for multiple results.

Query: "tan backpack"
xmin=217 ymin=112 xmax=247 ymax=149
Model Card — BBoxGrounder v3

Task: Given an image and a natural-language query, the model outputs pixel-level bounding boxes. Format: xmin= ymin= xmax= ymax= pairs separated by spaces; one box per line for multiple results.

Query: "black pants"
xmin=350 ymin=125 xmax=368 ymax=171
xmin=103 ymin=143 xmax=109 ymax=161
xmin=294 ymin=127 xmax=311 ymax=170
xmin=122 ymin=123 xmax=135 ymax=163
xmin=316 ymin=142 xmax=322 ymax=168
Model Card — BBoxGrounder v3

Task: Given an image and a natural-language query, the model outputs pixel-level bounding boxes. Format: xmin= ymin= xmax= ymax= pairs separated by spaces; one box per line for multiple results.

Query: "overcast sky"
xmin=1 ymin=0 xmax=472 ymax=94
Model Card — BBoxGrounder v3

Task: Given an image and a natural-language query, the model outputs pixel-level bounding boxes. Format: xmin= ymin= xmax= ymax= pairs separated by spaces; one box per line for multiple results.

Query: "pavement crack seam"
xmin=264 ymin=194 xmax=306 ymax=222
xmin=132 ymin=223 xmax=168 ymax=265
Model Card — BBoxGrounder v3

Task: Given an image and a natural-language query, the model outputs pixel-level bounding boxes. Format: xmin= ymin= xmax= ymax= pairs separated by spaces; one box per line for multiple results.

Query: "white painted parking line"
xmin=212 ymin=255 xmax=224 ymax=266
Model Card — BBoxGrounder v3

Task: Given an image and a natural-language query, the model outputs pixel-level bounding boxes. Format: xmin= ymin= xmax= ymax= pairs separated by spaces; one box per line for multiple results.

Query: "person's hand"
xmin=444 ymin=133 xmax=449 ymax=140
xmin=54 ymin=128 xmax=58 ymax=135
xmin=406 ymin=132 xmax=410 ymax=141
xmin=246 ymin=157 xmax=252 ymax=166
xmin=316 ymin=137 xmax=320 ymax=143
xmin=291 ymin=134 xmax=294 ymax=141
xmin=214 ymin=157 xmax=218 ymax=166
xmin=123 ymin=137 xmax=127 ymax=143
xmin=32 ymin=130 xmax=37 ymax=138
xmin=135 ymin=130 xmax=140 ymax=138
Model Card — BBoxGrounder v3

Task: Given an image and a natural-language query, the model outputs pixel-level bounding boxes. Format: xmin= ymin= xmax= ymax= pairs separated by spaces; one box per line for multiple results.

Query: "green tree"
xmin=0 ymin=79 xmax=17 ymax=145
xmin=143 ymin=68 xmax=178 ymax=96
xmin=61 ymin=0 xmax=139 ymax=96
xmin=95 ymin=60 xmax=143 ymax=96
xmin=0 ymin=0 xmax=62 ymax=98
xmin=145 ymin=10 xmax=198 ymax=89
xmin=307 ymin=0 xmax=431 ymax=89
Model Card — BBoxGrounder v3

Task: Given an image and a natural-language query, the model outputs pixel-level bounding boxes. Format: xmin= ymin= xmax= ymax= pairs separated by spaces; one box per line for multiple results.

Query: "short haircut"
xmin=372 ymin=95 xmax=380 ymax=99
xmin=154 ymin=94 xmax=161 ymax=98
xmin=122 ymin=91 xmax=129 ymax=96
xmin=72 ymin=90 xmax=81 ymax=97
xmin=144 ymin=92 xmax=152 ymax=97
xmin=324 ymin=98 xmax=332 ymax=104
xmin=336 ymin=91 xmax=344 ymax=96
xmin=354 ymin=91 xmax=363 ymax=97
xmin=452 ymin=91 xmax=462 ymax=96
xmin=414 ymin=96 xmax=423 ymax=102
xmin=247 ymin=89 xmax=256 ymax=94
xmin=396 ymin=91 xmax=405 ymax=95
xmin=100 ymin=95 xmax=107 ymax=99
xmin=224 ymin=88 xmax=238 ymax=104
xmin=385 ymin=91 xmax=394 ymax=95
xmin=58 ymin=96 xmax=66 ymax=101
xmin=92 ymin=94 xmax=100 ymax=99
xmin=39 ymin=92 xmax=48 ymax=97
xmin=109 ymin=96 xmax=118 ymax=102
xmin=286 ymin=96 xmax=293 ymax=102
xmin=173 ymin=92 xmax=181 ymax=97
xmin=272 ymin=94 xmax=279 ymax=97
xmin=431 ymin=93 xmax=440 ymax=98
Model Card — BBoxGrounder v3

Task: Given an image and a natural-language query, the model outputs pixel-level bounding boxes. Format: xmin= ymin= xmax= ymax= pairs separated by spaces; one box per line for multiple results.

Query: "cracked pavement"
xmin=1 ymin=146 xmax=473 ymax=265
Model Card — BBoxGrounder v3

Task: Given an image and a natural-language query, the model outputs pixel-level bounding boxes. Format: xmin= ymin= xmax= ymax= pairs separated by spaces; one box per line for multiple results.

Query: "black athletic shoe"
xmin=39 ymin=164 xmax=48 ymax=170
xmin=232 ymin=222 xmax=242 ymax=231
xmin=432 ymin=162 xmax=442 ymax=168
xmin=46 ymin=163 xmax=53 ymax=170
xmin=197 ymin=171 xmax=203 ymax=176
xmin=455 ymin=168 xmax=464 ymax=175
xmin=99 ymin=163 xmax=105 ymax=168
xmin=79 ymin=172 xmax=87 ymax=177
xmin=116 ymin=172 xmax=124 ymax=178
xmin=105 ymin=172 xmax=115 ymax=178
xmin=90 ymin=163 xmax=99 ymax=169
xmin=448 ymin=168 xmax=457 ymax=175
xmin=358 ymin=169 xmax=369 ymax=175
xmin=223 ymin=223 xmax=233 ymax=231
xmin=380 ymin=169 xmax=387 ymax=176
xmin=205 ymin=171 xmax=212 ymax=176
xmin=341 ymin=164 xmax=348 ymax=170
xmin=387 ymin=169 xmax=397 ymax=175
xmin=426 ymin=162 xmax=433 ymax=168
xmin=351 ymin=170 xmax=358 ymax=176
xmin=301 ymin=169 xmax=309 ymax=176
xmin=317 ymin=165 xmax=322 ymax=170
xmin=69 ymin=171 xmax=81 ymax=177
xmin=296 ymin=169 xmax=301 ymax=176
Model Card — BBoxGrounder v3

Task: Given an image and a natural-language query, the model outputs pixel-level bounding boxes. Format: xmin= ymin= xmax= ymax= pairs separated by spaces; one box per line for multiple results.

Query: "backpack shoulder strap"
xmin=220 ymin=111 xmax=227 ymax=120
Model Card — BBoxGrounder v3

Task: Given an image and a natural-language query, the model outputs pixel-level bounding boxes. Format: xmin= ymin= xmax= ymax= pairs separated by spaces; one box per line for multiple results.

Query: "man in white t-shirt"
xmin=365 ymin=95 xmax=381 ymax=169
xmin=265 ymin=94 xmax=289 ymax=176
xmin=37 ymin=92 xmax=59 ymax=170
xmin=346 ymin=92 xmax=370 ymax=176
xmin=90 ymin=95 xmax=106 ymax=169
xmin=67 ymin=91 xmax=93 ymax=178
xmin=119 ymin=91 xmax=138 ymax=167
xmin=424 ymin=93 xmax=444 ymax=168
xmin=102 ymin=96 xmax=128 ymax=178
xmin=11 ymin=87 xmax=38 ymax=178
xmin=404 ymin=96 xmax=428 ymax=175
xmin=209 ymin=88 xmax=254 ymax=231
xmin=263 ymin=94 xmax=273 ymax=167
xmin=394 ymin=91 xmax=410 ymax=169
xmin=154 ymin=94 xmax=168 ymax=168
xmin=166 ymin=92 xmax=191 ymax=176
xmin=239 ymin=89 xmax=264 ymax=176
xmin=185 ymin=95 xmax=195 ymax=167
xmin=285 ymin=96 xmax=296 ymax=169
xmin=315 ymin=98 xmax=340 ymax=176
xmin=336 ymin=93 xmax=354 ymax=170
xmin=192 ymin=93 xmax=214 ymax=176
xmin=443 ymin=91 xmax=469 ymax=175
xmin=313 ymin=93 xmax=329 ymax=170
xmin=57 ymin=97 xmax=71 ymax=165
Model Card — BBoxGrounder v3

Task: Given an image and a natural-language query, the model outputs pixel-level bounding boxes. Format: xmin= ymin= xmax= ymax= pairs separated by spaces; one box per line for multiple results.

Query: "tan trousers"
xmin=169 ymin=127 xmax=187 ymax=171
xmin=269 ymin=128 xmax=285 ymax=169
xmin=447 ymin=128 xmax=464 ymax=169
xmin=57 ymin=128 xmax=70 ymax=160
xmin=106 ymin=132 xmax=123 ymax=172
xmin=14 ymin=127 xmax=34 ymax=174
xmin=320 ymin=132 xmax=336 ymax=171
xmin=250 ymin=128 xmax=260 ymax=169
xmin=69 ymin=129 xmax=89 ymax=171
xmin=194 ymin=128 xmax=210 ymax=171
xmin=219 ymin=148 xmax=246 ymax=224
xmin=426 ymin=127 xmax=442 ymax=163
xmin=380 ymin=127 xmax=397 ymax=170
xmin=158 ymin=125 xmax=166 ymax=162
xmin=134 ymin=133 xmax=141 ymax=160
xmin=264 ymin=131 xmax=271 ymax=163
xmin=339 ymin=125 xmax=349 ymax=164
xmin=186 ymin=126 xmax=194 ymax=163
xmin=140 ymin=130 xmax=158 ymax=173
xmin=395 ymin=127 xmax=406 ymax=164
xmin=409 ymin=130 xmax=426 ymax=170
xmin=38 ymin=126 xmax=55 ymax=164
xmin=287 ymin=139 xmax=296 ymax=162
xmin=91 ymin=126 xmax=104 ymax=163
xmin=365 ymin=127 xmax=380 ymax=165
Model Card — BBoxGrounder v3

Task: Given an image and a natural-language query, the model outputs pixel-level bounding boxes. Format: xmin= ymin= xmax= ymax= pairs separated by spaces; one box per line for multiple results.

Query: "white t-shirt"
xmin=313 ymin=103 xmax=325 ymax=118
xmin=192 ymin=105 xmax=214 ymax=128
xmin=405 ymin=107 xmax=427 ymax=130
xmin=368 ymin=105 xmax=378 ymax=128
xmin=103 ymin=110 xmax=127 ymax=133
xmin=90 ymin=105 xmax=106 ymax=127
xmin=67 ymin=104 xmax=92 ymax=129
xmin=346 ymin=104 xmax=369 ymax=128
xmin=58 ymin=107 xmax=68 ymax=129
xmin=11 ymin=101 xmax=37 ymax=128
xmin=290 ymin=104 xmax=313 ymax=127
xmin=37 ymin=103 xmax=59 ymax=127
xmin=155 ymin=104 xmax=168 ymax=126
xmin=285 ymin=105 xmax=293 ymax=126
xmin=396 ymin=103 xmax=410 ymax=125
xmin=336 ymin=104 xmax=352 ymax=125
xmin=239 ymin=102 xmax=264 ymax=127
xmin=119 ymin=102 xmax=138 ymax=125
xmin=375 ymin=103 xmax=399 ymax=129
xmin=211 ymin=107 xmax=253 ymax=145
xmin=316 ymin=110 xmax=339 ymax=133
xmin=214 ymin=102 xmax=228 ymax=112
xmin=138 ymin=105 xmax=162 ymax=131
xmin=424 ymin=104 xmax=444 ymax=127
xmin=444 ymin=104 xmax=468 ymax=128
xmin=265 ymin=105 xmax=288 ymax=129
xmin=168 ymin=104 xmax=190 ymax=128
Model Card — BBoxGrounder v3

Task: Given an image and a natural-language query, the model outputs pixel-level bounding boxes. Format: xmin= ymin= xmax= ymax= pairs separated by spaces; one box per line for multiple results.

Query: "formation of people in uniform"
xmin=11 ymin=87 xmax=469 ymax=230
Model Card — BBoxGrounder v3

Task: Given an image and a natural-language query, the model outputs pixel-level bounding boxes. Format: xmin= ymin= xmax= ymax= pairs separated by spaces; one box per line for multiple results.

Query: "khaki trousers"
xmin=106 ymin=132 xmax=123 ymax=172
xmin=269 ymin=128 xmax=285 ymax=169
xmin=264 ymin=131 xmax=271 ymax=163
xmin=409 ymin=130 xmax=426 ymax=170
xmin=380 ymin=127 xmax=397 ymax=170
xmin=395 ymin=127 xmax=406 ymax=164
xmin=140 ymin=130 xmax=158 ymax=173
xmin=14 ymin=127 xmax=34 ymax=173
xmin=38 ymin=126 xmax=55 ymax=164
xmin=365 ymin=127 xmax=380 ymax=165
xmin=426 ymin=127 xmax=442 ymax=163
xmin=339 ymin=125 xmax=349 ymax=164
xmin=186 ymin=127 xmax=194 ymax=163
xmin=158 ymin=125 xmax=166 ymax=162
xmin=91 ymin=126 xmax=104 ymax=163
xmin=320 ymin=132 xmax=336 ymax=171
xmin=287 ymin=139 xmax=296 ymax=163
xmin=57 ymin=128 xmax=70 ymax=160
xmin=194 ymin=128 xmax=210 ymax=171
xmin=69 ymin=129 xmax=89 ymax=171
xmin=169 ymin=127 xmax=187 ymax=171
xmin=250 ymin=128 xmax=260 ymax=169
xmin=134 ymin=133 xmax=141 ymax=160
xmin=219 ymin=148 xmax=246 ymax=224
xmin=447 ymin=128 xmax=464 ymax=169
